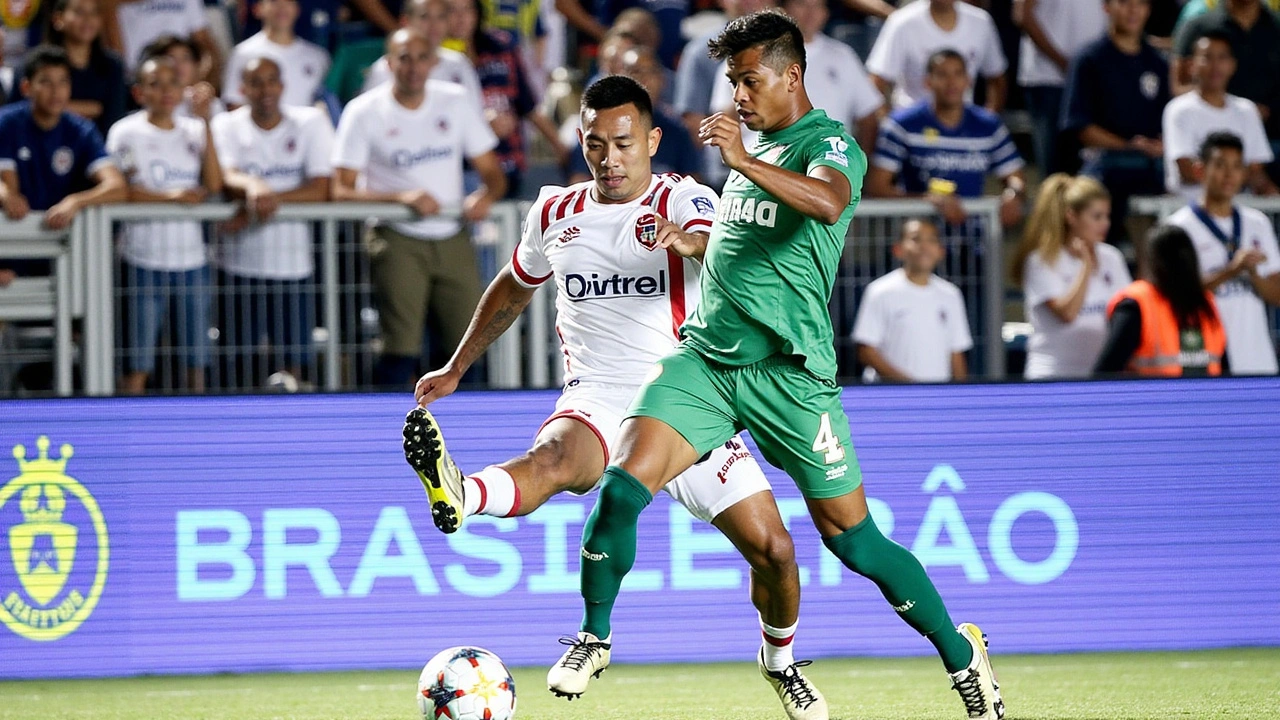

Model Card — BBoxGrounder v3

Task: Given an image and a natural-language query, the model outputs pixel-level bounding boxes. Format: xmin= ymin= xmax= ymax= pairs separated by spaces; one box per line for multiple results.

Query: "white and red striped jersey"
xmin=512 ymin=174 xmax=718 ymax=386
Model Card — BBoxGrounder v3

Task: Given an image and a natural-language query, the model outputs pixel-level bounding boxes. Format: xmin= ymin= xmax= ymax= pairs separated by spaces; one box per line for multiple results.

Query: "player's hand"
xmin=415 ymin=366 xmax=462 ymax=407
xmin=654 ymin=216 xmax=705 ymax=258
xmin=698 ymin=112 xmax=749 ymax=170
xmin=463 ymin=191 xmax=493 ymax=222
xmin=930 ymin=194 xmax=968 ymax=225
xmin=401 ymin=190 xmax=440 ymax=217
xmin=247 ymin=182 xmax=280 ymax=220
xmin=1 ymin=192 xmax=30 ymax=221
xmin=1230 ymin=248 xmax=1266 ymax=275
xmin=43 ymin=197 xmax=82 ymax=230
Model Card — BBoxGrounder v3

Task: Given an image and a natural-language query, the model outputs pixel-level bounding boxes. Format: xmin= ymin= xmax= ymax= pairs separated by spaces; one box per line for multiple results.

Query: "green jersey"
xmin=683 ymin=109 xmax=866 ymax=379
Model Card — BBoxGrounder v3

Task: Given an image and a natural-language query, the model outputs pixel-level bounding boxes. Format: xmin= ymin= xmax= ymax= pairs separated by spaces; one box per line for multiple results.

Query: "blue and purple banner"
xmin=2 ymin=378 xmax=1279 ymax=679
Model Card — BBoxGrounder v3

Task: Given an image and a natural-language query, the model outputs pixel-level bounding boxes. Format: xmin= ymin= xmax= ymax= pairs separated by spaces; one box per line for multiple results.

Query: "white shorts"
xmin=540 ymin=381 xmax=773 ymax=523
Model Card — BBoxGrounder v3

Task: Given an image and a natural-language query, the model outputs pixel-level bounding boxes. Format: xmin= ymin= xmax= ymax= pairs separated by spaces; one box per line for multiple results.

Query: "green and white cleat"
xmin=758 ymin=649 xmax=829 ymax=720
xmin=402 ymin=408 xmax=465 ymax=533
xmin=547 ymin=632 xmax=611 ymax=700
xmin=949 ymin=622 xmax=1004 ymax=719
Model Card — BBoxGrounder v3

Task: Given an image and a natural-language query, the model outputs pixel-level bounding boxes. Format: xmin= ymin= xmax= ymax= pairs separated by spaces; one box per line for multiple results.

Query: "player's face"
xmin=1105 ymin=0 xmax=1150 ymax=36
xmin=1202 ymin=148 xmax=1247 ymax=202
xmin=22 ymin=66 xmax=72 ymax=118
xmin=165 ymin=46 xmax=197 ymax=86
xmin=135 ymin=61 xmax=183 ymax=115
xmin=242 ymin=60 xmax=284 ymax=118
xmin=405 ymin=0 xmax=450 ymax=50
xmin=388 ymin=35 xmax=433 ymax=95
xmin=1066 ymin=198 xmax=1111 ymax=245
xmin=726 ymin=46 xmax=802 ymax=133
xmin=1192 ymin=38 xmax=1235 ymax=92
xmin=925 ymin=57 xmax=969 ymax=109
xmin=255 ymin=0 xmax=300 ymax=31
xmin=894 ymin=221 xmax=943 ymax=274
xmin=579 ymin=103 xmax=661 ymax=204
xmin=782 ymin=0 xmax=827 ymax=40
xmin=54 ymin=0 xmax=102 ymax=46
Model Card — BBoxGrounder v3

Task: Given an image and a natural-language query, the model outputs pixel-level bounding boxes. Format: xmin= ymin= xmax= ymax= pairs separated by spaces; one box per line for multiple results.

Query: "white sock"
xmin=465 ymin=466 xmax=519 ymax=518
xmin=760 ymin=618 xmax=798 ymax=672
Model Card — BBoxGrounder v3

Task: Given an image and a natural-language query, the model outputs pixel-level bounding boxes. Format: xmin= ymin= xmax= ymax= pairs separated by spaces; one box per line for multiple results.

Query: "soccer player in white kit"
xmin=404 ymin=75 xmax=827 ymax=720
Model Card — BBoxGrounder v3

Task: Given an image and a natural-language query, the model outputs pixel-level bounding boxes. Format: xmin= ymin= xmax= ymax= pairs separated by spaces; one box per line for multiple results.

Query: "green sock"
xmin=823 ymin=514 xmax=974 ymax=673
xmin=579 ymin=466 xmax=653 ymax=640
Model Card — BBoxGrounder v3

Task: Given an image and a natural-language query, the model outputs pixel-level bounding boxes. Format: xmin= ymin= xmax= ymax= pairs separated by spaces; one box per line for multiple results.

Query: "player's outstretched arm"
xmin=414 ymin=267 xmax=536 ymax=406
xmin=699 ymin=112 xmax=851 ymax=225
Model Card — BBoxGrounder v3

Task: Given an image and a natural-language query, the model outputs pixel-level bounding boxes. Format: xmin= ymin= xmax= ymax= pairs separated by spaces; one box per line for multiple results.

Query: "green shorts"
xmin=629 ymin=345 xmax=862 ymax=499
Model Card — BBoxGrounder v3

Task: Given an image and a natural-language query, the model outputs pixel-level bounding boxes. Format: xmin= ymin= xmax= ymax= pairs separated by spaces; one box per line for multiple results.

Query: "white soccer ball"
xmin=417 ymin=646 xmax=517 ymax=720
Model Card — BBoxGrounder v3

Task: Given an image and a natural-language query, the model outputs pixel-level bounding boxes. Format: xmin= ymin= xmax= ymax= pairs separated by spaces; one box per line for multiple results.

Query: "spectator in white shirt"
xmin=1167 ymin=132 xmax=1280 ymax=374
xmin=103 ymin=0 xmax=221 ymax=81
xmin=853 ymin=218 xmax=973 ymax=382
xmin=1013 ymin=173 xmax=1132 ymax=379
xmin=360 ymin=0 xmax=483 ymax=109
xmin=866 ymin=0 xmax=1008 ymax=112
xmin=1162 ymin=31 xmax=1278 ymax=201
xmin=141 ymin=34 xmax=225 ymax=122
xmin=213 ymin=57 xmax=335 ymax=387
xmin=222 ymin=0 xmax=330 ymax=110
xmin=1013 ymin=0 xmax=1107 ymax=174
xmin=332 ymin=29 xmax=505 ymax=388
xmin=106 ymin=56 xmax=223 ymax=394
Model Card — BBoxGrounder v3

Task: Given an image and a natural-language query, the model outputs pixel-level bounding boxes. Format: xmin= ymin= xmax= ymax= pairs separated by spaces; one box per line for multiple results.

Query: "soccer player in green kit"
xmin=546 ymin=11 xmax=1004 ymax=720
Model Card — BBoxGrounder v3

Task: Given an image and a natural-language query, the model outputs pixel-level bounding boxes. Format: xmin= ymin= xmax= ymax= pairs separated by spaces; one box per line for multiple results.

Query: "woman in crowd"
xmin=1095 ymin=224 xmax=1227 ymax=376
xmin=46 ymin=0 xmax=126 ymax=137
xmin=1013 ymin=173 xmax=1133 ymax=379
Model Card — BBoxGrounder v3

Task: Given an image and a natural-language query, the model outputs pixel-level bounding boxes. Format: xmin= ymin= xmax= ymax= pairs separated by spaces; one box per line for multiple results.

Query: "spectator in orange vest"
xmin=1096 ymin=224 xmax=1228 ymax=376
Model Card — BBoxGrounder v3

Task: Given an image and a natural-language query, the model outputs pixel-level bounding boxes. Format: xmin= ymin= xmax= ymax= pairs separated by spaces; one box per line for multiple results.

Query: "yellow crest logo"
xmin=1 ymin=436 xmax=109 ymax=641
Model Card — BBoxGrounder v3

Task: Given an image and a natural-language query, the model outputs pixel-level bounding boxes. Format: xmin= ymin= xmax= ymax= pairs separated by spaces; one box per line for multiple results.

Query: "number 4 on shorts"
xmin=812 ymin=412 xmax=845 ymax=464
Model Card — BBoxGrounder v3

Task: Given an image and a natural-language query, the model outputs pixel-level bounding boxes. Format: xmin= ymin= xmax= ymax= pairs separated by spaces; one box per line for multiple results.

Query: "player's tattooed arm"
xmin=415 ymin=267 xmax=536 ymax=406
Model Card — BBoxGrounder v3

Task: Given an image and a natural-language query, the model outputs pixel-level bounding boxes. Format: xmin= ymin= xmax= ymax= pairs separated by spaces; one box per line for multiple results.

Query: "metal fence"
xmin=2 ymin=198 xmax=1005 ymax=396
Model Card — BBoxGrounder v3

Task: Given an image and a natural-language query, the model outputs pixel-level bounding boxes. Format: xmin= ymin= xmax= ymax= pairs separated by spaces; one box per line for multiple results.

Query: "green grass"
xmin=2 ymin=649 xmax=1278 ymax=720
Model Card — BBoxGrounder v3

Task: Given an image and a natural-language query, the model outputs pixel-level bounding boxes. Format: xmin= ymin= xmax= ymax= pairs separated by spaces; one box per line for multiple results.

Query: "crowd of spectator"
xmin=2 ymin=0 xmax=1280 ymax=391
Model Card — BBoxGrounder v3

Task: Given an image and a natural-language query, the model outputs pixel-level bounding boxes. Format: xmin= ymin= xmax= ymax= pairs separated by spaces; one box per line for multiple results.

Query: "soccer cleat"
xmin=758 ymin=648 xmax=829 ymax=720
xmin=948 ymin=622 xmax=1004 ymax=719
xmin=402 ymin=408 xmax=465 ymax=533
xmin=547 ymin=632 xmax=611 ymax=700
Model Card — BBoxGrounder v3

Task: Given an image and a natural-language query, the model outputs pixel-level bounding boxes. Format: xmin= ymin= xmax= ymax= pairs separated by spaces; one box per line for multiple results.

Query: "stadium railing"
xmin=0 ymin=214 xmax=79 ymax=396
xmin=1 ymin=197 xmax=1006 ymax=396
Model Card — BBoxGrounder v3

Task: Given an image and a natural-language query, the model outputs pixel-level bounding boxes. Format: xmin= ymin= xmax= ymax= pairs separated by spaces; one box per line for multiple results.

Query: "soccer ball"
xmin=417 ymin=646 xmax=517 ymax=720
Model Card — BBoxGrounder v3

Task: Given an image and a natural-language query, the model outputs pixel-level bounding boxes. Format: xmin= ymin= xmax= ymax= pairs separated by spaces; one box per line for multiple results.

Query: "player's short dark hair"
xmin=1194 ymin=29 xmax=1234 ymax=54
xmin=22 ymin=45 xmax=72 ymax=81
xmin=926 ymin=49 xmax=967 ymax=75
xmin=708 ymin=10 xmax=806 ymax=74
xmin=139 ymin=34 xmax=202 ymax=69
xmin=580 ymin=75 xmax=654 ymax=128
xmin=1200 ymin=131 xmax=1244 ymax=162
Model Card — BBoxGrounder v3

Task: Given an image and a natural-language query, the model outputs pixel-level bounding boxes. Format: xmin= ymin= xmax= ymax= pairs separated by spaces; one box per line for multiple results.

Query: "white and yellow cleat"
xmin=948 ymin=622 xmax=1004 ymax=719
xmin=758 ymin=649 xmax=829 ymax=720
xmin=547 ymin=632 xmax=611 ymax=700
xmin=402 ymin=408 xmax=465 ymax=533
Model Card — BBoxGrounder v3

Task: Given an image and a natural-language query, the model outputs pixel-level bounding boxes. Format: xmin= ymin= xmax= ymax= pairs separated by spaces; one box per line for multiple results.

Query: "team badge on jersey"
xmin=691 ymin=196 xmax=714 ymax=216
xmin=635 ymin=213 xmax=658 ymax=251
xmin=51 ymin=147 xmax=74 ymax=176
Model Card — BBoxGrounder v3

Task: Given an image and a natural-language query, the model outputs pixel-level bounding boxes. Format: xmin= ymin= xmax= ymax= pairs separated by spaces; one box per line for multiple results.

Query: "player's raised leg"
xmin=404 ymin=407 xmax=607 ymax=532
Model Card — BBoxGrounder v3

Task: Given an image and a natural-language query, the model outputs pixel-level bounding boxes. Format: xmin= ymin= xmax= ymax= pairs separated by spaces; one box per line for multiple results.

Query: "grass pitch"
xmin=2 ymin=648 xmax=1278 ymax=720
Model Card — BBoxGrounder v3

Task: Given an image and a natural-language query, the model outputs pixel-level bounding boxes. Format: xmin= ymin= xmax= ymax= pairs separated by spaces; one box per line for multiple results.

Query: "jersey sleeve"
xmin=1253 ymin=213 xmax=1280 ymax=278
xmin=851 ymin=284 xmax=885 ymax=346
xmin=872 ymin=116 xmax=907 ymax=173
xmin=79 ymin=120 xmax=112 ymax=178
xmin=987 ymin=123 xmax=1024 ymax=178
xmin=459 ymin=89 xmax=500 ymax=160
xmin=1241 ymin=102 xmax=1274 ymax=166
xmin=222 ymin=47 xmax=247 ymax=105
xmin=947 ymin=286 xmax=974 ymax=353
xmin=511 ymin=190 xmax=555 ymax=287
xmin=1022 ymin=252 xmax=1066 ymax=308
xmin=806 ymin=127 xmax=866 ymax=197
xmin=1162 ymin=100 xmax=1195 ymax=162
xmin=303 ymin=111 xmax=336 ymax=178
xmin=666 ymin=178 xmax=718 ymax=234
xmin=330 ymin=100 xmax=370 ymax=170
xmin=1061 ymin=51 xmax=1098 ymax=132
xmin=864 ymin=13 xmax=901 ymax=81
